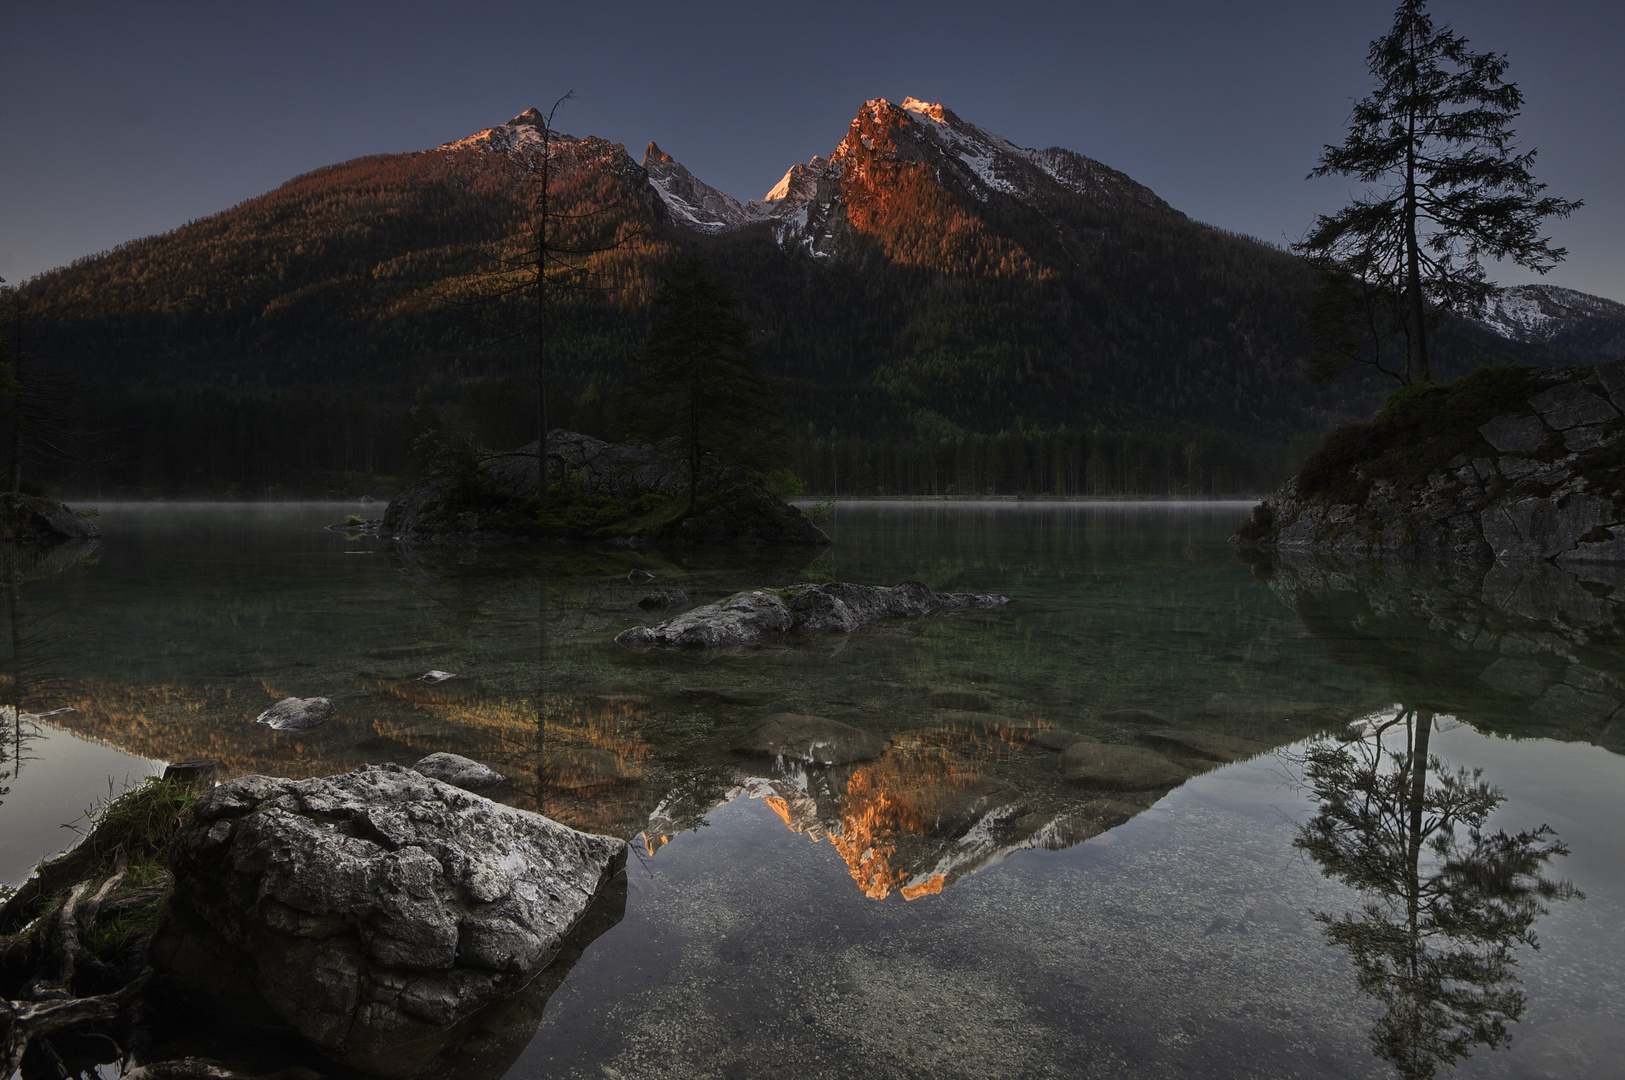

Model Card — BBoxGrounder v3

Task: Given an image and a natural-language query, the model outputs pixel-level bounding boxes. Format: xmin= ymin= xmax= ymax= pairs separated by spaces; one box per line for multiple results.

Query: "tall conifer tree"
xmin=1297 ymin=0 xmax=1580 ymax=384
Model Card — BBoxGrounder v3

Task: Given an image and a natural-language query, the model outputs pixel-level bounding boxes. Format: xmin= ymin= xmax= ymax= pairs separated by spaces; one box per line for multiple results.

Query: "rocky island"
xmin=1233 ymin=364 xmax=1625 ymax=563
xmin=380 ymin=430 xmax=829 ymax=547
xmin=0 ymin=492 xmax=101 ymax=544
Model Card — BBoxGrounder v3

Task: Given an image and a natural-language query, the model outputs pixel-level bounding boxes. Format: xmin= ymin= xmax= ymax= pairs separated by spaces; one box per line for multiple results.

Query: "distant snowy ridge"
xmin=1478 ymin=284 xmax=1625 ymax=361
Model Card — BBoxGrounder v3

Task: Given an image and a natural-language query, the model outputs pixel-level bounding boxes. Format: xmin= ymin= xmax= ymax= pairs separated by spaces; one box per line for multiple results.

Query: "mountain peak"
xmin=901 ymin=97 xmax=950 ymax=123
xmin=507 ymin=107 xmax=546 ymax=128
xmin=644 ymin=141 xmax=673 ymax=165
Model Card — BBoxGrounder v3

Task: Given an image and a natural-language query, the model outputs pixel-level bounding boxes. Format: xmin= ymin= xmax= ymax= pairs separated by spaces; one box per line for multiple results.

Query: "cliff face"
xmin=1234 ymin=364 xmax=1625 ymax=564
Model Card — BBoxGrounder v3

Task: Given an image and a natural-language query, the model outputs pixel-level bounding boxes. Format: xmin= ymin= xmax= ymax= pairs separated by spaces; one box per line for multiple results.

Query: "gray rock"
xmin=255 ymin=696 xmax=335 ymax=732
xmin=412 ymin=752 xmax=505 ymax=790
xmin=615 ymin=580 xmax=1009 ymax=651
xmin=1478 ymin=657 xmax=1551 ymax=699
xmin=927 ymin=688 xmax=996 ymax=711
xmin=627 ymin=569 xmax=655 ymax=584
xmin=1528 ymin=382 xmax=1618 ymax=430
xmin=1564 ymin=424 xmax=1621 ymax=453
xmin=1480 ymin=495 xmax=1613 ymax=561
xmin=734 ymin=713 xmax=884 ymax=765
xmin=637 ymin=586 xmax=688 ymax=611
xmin=419 ymin=670 xmax=459 ymax=684
xmin=157 ymin=765 xmax=625 ymax=1075
xmin=1134 ymin=729 xmax=1266 ymax=763
xmin=1098 ymin=708 xmax=1173 ymax=728
xmin=1478 ymin=415 xmax=1548 ymax=452
xmin=1031 ymin=729 xmax=1098 ymax=752
xmin=1060 ymin=742 xmax=1194 ymax=790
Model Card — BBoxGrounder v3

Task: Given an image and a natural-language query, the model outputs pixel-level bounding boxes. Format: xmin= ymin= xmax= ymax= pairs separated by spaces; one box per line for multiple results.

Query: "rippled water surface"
xmin=2 ymin=502 xmax=1623 ymax=1079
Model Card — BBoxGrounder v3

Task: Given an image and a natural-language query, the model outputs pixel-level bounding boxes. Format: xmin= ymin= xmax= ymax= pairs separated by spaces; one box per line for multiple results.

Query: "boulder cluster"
xmin=1236 ymin=365 xmax=1625 ymax=563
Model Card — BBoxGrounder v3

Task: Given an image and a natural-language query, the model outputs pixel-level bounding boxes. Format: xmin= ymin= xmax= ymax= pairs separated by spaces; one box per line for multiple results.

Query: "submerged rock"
xmin=1031 ymin=729 xmax=1098 ymax=752
xmin=1135 ymin=729 xmax=1266 ymax=763
xmin=255 ymin=696 xmax=334 ymax=732
xmin=412 ymin=751 xmax=505 ymax=789
xmin=155 ymin=764 xmax=626 ymax=1075
xmin=1060 ymin=742 xmax=1193 ymax=790
xmin=735 ymin=713 xmax=885 ymax=765
xmin=615 ymin=580 xmax=1009 ymax=651
xmin=637 ymin=586 xmax=688 ymax=611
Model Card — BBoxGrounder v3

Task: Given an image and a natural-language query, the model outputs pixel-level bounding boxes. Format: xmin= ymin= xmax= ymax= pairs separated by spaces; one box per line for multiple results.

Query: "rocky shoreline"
xmin=1233 ymin=364 xmax=1625 ymax=563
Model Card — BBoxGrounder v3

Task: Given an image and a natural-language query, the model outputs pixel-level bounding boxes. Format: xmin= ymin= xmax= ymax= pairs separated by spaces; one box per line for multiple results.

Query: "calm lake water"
xmin=2 ymin=502 xmax=1623 ymax=1080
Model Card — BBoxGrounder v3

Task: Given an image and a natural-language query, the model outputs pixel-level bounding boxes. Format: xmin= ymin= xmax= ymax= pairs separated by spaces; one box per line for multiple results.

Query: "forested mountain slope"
xmin=15 ymin=99 xmax=1575 ymax=496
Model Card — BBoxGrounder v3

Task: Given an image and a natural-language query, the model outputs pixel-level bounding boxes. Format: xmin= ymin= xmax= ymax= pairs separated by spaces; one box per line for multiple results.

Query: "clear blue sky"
xmin=3 ymin=0 xmax=1621 ymax=300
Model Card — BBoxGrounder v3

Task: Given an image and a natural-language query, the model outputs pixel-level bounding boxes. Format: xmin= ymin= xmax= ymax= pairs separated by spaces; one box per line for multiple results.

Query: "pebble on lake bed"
xmin=419 ymin=669 xmax=460 ymax=683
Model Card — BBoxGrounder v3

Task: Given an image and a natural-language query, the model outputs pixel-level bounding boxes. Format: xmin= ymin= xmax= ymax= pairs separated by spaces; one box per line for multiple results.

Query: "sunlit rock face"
xmin=155 ymin=765 xmax=627 ymax=1075
xmin=1258 ymin=550 xmax=1625 ymax=753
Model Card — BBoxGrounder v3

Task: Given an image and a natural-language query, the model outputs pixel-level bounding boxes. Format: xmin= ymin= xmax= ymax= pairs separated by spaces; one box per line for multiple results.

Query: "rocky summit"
xmin=1234 ymin=364 xmax=1625 ymax=563
xmin=153 ymin=764 xmax=626 ymax=1075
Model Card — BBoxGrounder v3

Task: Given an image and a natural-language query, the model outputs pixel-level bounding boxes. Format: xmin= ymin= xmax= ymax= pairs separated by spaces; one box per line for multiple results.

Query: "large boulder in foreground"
xmin=153 ymin=764 xmax=626 ymax=1075
xmin=1233 ymin=364 xmax=1625 ymax=563
xmin=614 ymin=580 xmax=1009 ymax=651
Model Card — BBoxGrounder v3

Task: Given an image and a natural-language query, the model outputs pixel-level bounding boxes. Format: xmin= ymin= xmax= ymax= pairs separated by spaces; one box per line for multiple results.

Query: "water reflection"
xmin=1295 ymin=708 xmax=1581 ymax=1079
xmin=0 ymin=542 xmax=97 ymax=812
xmin=1254 ymin=550 xmax=1625 ymax=751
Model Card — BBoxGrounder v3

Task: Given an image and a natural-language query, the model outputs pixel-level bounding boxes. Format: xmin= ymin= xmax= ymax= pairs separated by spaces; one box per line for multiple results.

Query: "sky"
xmin=3 ymin=0 xmax=1622 ymax=300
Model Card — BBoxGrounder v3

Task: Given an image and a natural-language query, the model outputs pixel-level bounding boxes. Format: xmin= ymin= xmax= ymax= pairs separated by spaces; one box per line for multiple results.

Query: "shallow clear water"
xmin=2 ymin=502 xmax=1622 ymax=1079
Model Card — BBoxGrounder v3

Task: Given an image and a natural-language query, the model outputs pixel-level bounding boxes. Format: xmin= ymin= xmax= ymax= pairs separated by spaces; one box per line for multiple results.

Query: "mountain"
xmin=1477 ymin=284 xmax=1625 ymax=361
xmin=13 ymin=98 xmax=1572 ymax=496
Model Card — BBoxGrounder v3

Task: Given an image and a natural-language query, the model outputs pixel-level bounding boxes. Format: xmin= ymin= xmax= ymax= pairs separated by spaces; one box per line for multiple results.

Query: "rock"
xmin=615 ymin=580 xmax=1009 ymax=651
xmin=156 ymin=765 xmax=626 ymax=1075
xmin=1134 ymin=729 xmax=1265 ymax=763
xmin=1060 ymin=742 xmax=1194 ymax=790
xmin=0 ymin=494 xmax=102 ymax=544
xmin=419 ymin=670 xmax=459 ymax=684
xmin=1478 ymin=415 xmax=1548 ymax=452
xmin=379 ymin=431 xmax=827 ymax=547
xmin=627 ymin=569 xmax=655 ymax=584
xmin=255 ymin=697 xmax=335 ymax=732
xmin=735 ymin=713 xmax=884 ymax=765
xmin=162 ymin=759 xmax=220 ymax=793
xmin=1031 ymin=729 xmax=1097 ymax=751
xmin=927 ymin=688 xmax=996 ymax=711
xmin=1098 ymin=708 xmax=1173 ymax=728
xmin=1233 ymin=366 xmax=1625 ymax=563
xmin=637 ymin=586 xmax=688 ymax=611
xmin=1528 ymin=382 xmax=1618 ymax=429
xmin=412 ymin=752 xmax=505 ymax=790
xmin=679 ymin=685 xmax=783 ymax=706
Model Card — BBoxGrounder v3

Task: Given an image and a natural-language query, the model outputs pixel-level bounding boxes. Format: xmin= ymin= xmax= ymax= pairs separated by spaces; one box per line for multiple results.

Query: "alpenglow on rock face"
xmin=155 ymin=765 xmax=626 ymax=1075
xmin=614 ymin=580 xmax=1009 ymax=651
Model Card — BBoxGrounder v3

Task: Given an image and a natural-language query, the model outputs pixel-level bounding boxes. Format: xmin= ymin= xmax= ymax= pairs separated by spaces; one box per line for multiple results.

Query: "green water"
xmin=2 ymin=502 xmax=1622 ymax=1079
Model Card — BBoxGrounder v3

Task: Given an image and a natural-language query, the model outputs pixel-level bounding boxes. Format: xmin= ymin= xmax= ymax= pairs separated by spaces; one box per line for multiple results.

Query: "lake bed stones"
xmin=255 ymin=696 xmax=335 ymax=732
xmin=1060 ymin=742 xmax=1194 ymax=790
xmin=411 ymin=752 xmax=505 ymax=790
xmin=735 ymin=713 xmax=884 ymax=766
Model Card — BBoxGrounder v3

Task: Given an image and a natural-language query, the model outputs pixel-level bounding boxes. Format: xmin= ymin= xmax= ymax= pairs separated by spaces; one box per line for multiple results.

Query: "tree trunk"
xmin=1403 ymin=49 xmax=1430 ymax=384
xmin=536 ymin=133 xmax=551 ymax=513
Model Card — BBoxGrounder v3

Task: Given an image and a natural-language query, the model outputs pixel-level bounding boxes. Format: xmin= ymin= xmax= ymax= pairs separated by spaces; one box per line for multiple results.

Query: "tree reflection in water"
xmin=1294 ymin=707 xmax=1581 ymax=1080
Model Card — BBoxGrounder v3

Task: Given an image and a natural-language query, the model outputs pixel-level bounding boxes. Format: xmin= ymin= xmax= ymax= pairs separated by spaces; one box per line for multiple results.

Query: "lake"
xmin=2 ymin=502 xmax=1622 ymax=1080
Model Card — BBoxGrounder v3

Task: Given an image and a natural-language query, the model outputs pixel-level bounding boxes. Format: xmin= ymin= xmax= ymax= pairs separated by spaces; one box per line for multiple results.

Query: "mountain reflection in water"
xmin=4 ymin=505 xmax=1624 ymax=1079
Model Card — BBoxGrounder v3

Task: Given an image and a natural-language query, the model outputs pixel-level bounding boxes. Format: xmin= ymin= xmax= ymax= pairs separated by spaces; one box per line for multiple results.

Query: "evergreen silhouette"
xmin=627 ymin=259 xmax=787 ymax=513
xmin=1297 ymin=0 xmax=1579 ymax=384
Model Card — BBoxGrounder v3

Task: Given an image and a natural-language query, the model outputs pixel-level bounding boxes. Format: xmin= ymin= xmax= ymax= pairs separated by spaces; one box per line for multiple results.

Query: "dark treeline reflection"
xmin=1295 ymin=708 xmax=1580 ymax=1079
xmin=0 ymin=543 xmax=96 ymax=812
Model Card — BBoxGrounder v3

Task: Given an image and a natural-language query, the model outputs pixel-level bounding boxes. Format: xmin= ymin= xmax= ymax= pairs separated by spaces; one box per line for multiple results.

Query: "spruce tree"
xmin=1297 ymin=0 xmax=1580 ymax=384
xmin=629 ymin=258 xmax=786 ymax=513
